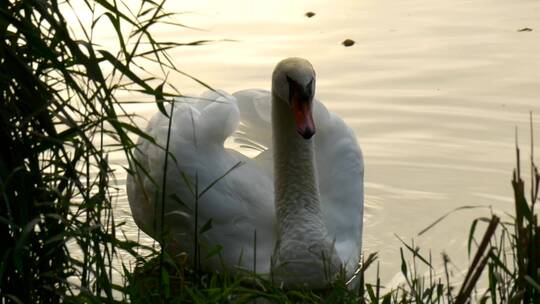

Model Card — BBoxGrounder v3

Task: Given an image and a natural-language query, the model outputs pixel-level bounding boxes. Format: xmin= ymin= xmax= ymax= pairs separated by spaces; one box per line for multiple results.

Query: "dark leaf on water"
xmin=305 ymin=12 xmax=316 ymax=18
xmin=517 ymin=27 xmax=533 ymax=32
xmin=342 ymin=39 xmax=355 ymax=47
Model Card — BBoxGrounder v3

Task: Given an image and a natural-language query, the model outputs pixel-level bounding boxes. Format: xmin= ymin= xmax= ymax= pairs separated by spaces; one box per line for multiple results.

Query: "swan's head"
xmin=272 ymin=57 xmax=316 ymax=139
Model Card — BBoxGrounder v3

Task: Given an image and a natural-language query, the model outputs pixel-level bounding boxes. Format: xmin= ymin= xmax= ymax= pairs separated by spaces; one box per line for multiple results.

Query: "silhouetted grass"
xmin=1 ymin=0 xmax=540 ymax=303
xmin=474 ymin=120 xmax=540 ymax=303
xmin=0 ymin=0 xmax=194 ymax=302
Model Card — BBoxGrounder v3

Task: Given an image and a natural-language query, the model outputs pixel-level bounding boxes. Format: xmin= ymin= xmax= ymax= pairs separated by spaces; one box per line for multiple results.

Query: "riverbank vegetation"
xmin=1 ymin=0 xmax=539 ymax=303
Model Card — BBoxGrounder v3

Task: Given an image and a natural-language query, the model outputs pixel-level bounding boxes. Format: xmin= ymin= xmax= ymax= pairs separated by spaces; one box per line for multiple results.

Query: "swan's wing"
xmin=232 ymin=89 xmax=272 ymax=154
xmin=313 ymin=101 xmax=364 ymax=272
xmin=127 ymin=90 xmax=275 ymax=272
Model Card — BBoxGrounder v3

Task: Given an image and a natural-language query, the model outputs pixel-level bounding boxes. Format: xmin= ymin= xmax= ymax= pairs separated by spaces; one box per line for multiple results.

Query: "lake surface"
xmin=107 ymin=0 xmax=540 ymax=284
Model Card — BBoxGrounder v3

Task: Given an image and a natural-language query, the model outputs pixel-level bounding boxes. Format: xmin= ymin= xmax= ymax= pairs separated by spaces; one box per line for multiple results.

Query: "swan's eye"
xmin=286 ymin=76 xmax=314 ymax=107
xmin=286 ymin=76 xmax=294 ymax=107
xmin=306 ymin=78 xmax=314 ymax=98
xmin=285 ymin=75 xmax=295 ymax=106
xmin=286 ymin=75 xmax=294 ymax=83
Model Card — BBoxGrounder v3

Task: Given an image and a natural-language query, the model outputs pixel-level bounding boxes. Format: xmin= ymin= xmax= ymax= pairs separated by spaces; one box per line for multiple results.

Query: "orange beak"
xmin=287 ymin=76 xmax=316 ymax=139
xmin=292 ymin=95 xmax=315 ymax=139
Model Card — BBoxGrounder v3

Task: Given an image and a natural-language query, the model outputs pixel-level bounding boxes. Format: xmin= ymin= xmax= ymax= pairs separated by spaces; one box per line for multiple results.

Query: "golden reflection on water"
xmin=78 ymin=0 xmax=540 ymax=283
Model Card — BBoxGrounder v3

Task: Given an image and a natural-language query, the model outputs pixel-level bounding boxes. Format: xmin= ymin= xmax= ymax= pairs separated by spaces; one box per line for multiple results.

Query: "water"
xmin=108 ymin=0 xmax=540 ymax=284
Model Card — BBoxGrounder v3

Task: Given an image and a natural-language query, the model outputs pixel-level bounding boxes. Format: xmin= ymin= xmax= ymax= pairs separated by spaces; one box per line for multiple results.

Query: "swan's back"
xmin=127 ymin=89 xmax=363 ymax=277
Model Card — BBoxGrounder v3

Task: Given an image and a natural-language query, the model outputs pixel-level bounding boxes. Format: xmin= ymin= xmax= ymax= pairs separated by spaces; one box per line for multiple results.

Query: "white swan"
xmin=127 ymin=58 xmax=364 ymax=288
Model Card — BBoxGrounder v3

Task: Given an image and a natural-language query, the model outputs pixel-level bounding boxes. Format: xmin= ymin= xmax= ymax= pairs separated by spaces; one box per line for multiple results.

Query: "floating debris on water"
xmin=517 ymin=27 xmax=533 ymax=32
xmin=305 ymin=12 xmax=316 ymax=18
xmin=342 ymin=39 xmax=355 ymax=47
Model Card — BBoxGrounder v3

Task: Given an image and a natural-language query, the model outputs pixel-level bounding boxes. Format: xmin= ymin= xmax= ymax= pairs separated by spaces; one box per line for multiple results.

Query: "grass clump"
xmin=0 ymin=0 xmax=188 ymax=302
xmin=126 ymin=252 xmax=365 ymax=303
xmin=476 ymin=127 xmax=540 ymax=303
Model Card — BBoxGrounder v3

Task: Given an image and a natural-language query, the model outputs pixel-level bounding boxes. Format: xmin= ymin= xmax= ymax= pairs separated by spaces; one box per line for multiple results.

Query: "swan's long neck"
xmin=271 ymin=92 xmax=328 ymax=245
xmin=271 ymin=78 xmax=341 ymax=288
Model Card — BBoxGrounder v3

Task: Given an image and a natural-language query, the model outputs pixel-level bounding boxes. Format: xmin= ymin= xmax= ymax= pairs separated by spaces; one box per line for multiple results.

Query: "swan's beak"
xmin=292 ymin=95 xmax=315 ymax=139
xmin=287 ymin=77 xmax=315 ymax=139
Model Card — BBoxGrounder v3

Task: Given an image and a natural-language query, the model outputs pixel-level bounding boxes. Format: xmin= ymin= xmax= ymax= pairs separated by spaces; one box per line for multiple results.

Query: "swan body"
xmin=127 ymin=58 xmax=364 ymax=288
